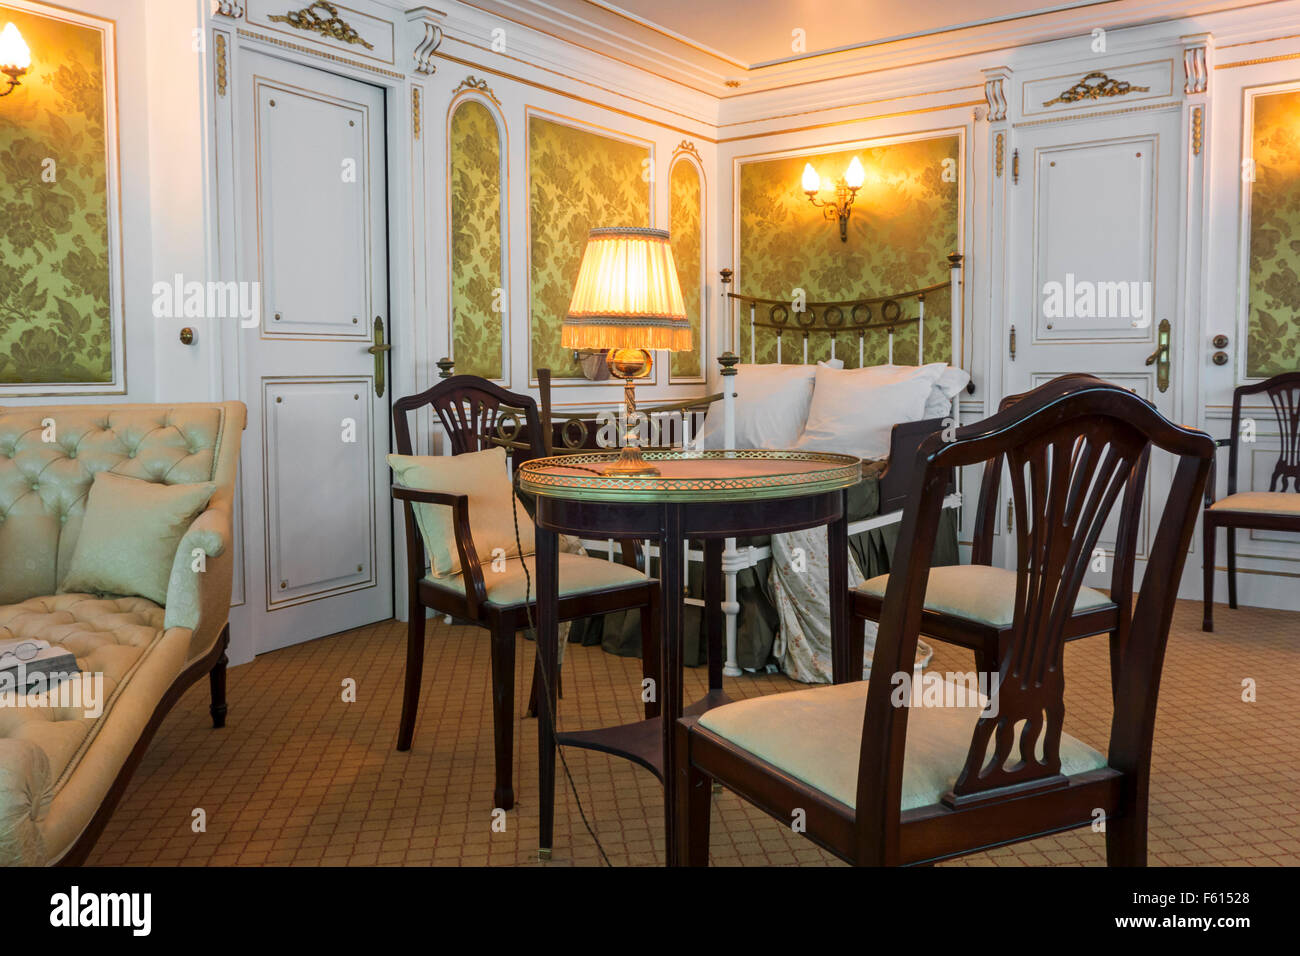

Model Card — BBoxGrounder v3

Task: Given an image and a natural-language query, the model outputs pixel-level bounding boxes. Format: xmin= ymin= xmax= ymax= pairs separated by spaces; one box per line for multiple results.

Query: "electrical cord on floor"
xmin=512 ymin=468 xmax=613 ymax=867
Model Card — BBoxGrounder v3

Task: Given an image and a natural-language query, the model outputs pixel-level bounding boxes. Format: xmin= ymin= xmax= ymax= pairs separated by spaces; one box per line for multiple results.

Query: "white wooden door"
xmin=236 ymin=51 xmax=393 ymax=653
xmin=1004 ymin=107 xmax=1185 ymax=587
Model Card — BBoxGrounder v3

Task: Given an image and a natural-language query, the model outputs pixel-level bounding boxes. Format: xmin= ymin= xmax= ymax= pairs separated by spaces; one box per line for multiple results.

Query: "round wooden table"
xmin=518 ymin=449 xmax=862 ymax=864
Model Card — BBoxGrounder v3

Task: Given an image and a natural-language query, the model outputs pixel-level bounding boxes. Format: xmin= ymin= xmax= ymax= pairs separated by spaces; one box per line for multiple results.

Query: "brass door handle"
xmin=1143 ymin=318 xmax=1171 ymax=393
xmin=368 ymin=316 xmax=389 ymax=397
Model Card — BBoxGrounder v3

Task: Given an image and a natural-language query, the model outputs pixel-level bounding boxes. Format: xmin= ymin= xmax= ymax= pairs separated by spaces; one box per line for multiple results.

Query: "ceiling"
xmin=590 ymin=0 xmax=1115 ymax=68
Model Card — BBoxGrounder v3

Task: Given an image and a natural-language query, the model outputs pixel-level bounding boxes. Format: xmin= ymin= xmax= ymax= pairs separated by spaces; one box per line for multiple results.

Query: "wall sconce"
xmin=802 ymin=156 xmax=865 ymax=242
xmin=0 ymin=23 xmax=31 ymax=98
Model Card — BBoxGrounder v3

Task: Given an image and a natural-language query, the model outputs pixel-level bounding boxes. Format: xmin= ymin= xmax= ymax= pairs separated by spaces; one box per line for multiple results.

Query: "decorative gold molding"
xmin=672 ymin=139 xmax=701 ymax=162
xmin=413 ymin=86 xmax=421 ymax=140
xmin=214 ymin=1 xmax=245 ymax=17
xmin=1217 ymin=51 xmax=1300 ymax=70
xmin=984 ymin=74 xmax=1007 ymax=121
xmin=1192 ymin=105 xmax=1203 ymax=156
xmin=237 ymin=28 xmax=404 ymax=79
xmin=267 ymin=2 xmax=374 ymax=51
xmin=1013 ymin=101 xmax=1176 ymax=129
xmin=215 ymin=33 xmax=228 ymax=97
xmin=1042 ymin=71 xmax=1150 ymax=108
xmin=453 ymin=75 xmax=500 ymax=105
xmin=995 ymin=131 xmax=1004 ymax=177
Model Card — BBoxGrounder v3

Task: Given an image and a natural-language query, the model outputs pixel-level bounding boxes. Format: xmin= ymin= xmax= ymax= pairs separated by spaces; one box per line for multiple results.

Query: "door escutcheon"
xmin=367 ymin=316 xmax=391 ymax=398
xmin=1144 ymin=318 xmax=1171 ymax=393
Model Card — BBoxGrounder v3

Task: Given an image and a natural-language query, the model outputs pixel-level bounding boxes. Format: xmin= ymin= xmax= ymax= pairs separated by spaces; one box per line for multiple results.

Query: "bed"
xmin=552 ymin=257 xmax=968 ymax=682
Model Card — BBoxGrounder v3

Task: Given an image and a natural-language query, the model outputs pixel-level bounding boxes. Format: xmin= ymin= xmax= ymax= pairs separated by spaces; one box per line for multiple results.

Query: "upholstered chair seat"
xmin=425 ymin=552 xmax=646 ymax=607
xmin=698 ymin=680 xmax=1107 ymax=811
xmin=857 ymin=564 xmax=1112 ymax=629
xmin=1208 ymin=492 xmax=1300 ymax=515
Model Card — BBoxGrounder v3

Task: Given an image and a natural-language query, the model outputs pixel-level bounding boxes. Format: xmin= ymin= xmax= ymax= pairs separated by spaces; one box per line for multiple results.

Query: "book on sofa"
xmin=0 ymin=638 xmax=79 ymax=690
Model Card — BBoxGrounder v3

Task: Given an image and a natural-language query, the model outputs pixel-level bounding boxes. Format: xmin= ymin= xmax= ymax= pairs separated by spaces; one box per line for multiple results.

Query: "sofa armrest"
xmin=163 ymin=506 xmax=233 ymax=657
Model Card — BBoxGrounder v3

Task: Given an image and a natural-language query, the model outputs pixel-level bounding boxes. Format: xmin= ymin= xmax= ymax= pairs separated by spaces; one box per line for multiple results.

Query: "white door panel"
xmin=237 ymin=51 xmax=393 ymax=653
xmin=1006 ymin=108 xmax=1183 ymax=586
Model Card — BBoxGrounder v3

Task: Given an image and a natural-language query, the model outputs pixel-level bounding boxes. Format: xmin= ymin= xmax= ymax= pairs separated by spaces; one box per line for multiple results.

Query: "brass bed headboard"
xmin=720 ymin=252 xmax=964 ymax=370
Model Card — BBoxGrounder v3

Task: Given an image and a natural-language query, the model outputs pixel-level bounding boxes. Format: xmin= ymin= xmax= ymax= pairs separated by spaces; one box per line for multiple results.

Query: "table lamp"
xmin=563 ymin=226 xmax=692 ymax=476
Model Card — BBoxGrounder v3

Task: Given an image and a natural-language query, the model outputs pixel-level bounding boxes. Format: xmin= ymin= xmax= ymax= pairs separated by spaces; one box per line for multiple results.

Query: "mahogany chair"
xmin=1202 ymin=371 xmax=1300 ymax=631
xmin=674 ymin=378 xmax=1213 ymax=866
xmin=392 ymin=375 xmax=659 ymax=810
xmin=854 ymin=374 xmax=1148 ymax=695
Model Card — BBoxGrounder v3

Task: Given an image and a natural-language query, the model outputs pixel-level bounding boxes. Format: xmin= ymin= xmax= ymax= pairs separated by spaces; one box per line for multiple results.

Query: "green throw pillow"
xmin=61 ymin=472 xmax=216 ymax=606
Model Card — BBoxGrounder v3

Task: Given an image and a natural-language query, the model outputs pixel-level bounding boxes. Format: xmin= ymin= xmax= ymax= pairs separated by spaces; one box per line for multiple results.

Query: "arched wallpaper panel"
xmin=448 ymin=95 xmax=506 ymax=381
xmin=1245 ymin=87 xmax=1300 ymax=379
xmin=736 ymin=132 xmax=961 ymax=368
xmin=528 ymin=112 xmax=652 ymax=381
xmin=669 ymin=153 xmax=705 ymax=382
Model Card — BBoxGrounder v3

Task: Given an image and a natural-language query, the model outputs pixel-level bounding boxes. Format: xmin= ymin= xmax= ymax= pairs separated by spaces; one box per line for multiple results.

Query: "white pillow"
xmin=695 ymin=363 xmax=823 ymax=450
xmin=794 ymin=363 xmax=945 ymax=461
xmin=924 ymin=365 xmax=971 ymax=419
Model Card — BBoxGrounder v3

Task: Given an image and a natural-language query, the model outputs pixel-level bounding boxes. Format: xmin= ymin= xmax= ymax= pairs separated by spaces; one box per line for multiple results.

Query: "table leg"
xmin=535 ymin=526 xmax=559 ymax=861
xmin=703 ymin=538 xmax=724 ymax=692
xmin=659 ymin=503 xmax=685 ymax=866
xmin=828 ymin=489 xmax=852 ymax=685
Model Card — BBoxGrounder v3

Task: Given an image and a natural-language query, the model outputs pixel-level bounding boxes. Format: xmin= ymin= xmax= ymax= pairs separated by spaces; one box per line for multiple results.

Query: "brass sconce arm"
xmin=0 ymin=63 xmax=26 ymax=97
xmin=803 ymin=179 xmax=860 ymax=242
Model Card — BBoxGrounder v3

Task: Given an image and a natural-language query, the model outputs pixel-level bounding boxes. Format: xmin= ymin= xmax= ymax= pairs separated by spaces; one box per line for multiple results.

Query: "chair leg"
xmin=525 ymin=649 xmax=562 ymax=719
xmin=489 ymin=624 xmax=516 ymax=811
xmin=674 ymin=720 xmax=711 ymax=866
xmin=1105 ymin=803 xmax=1148 ymax=866
xmin=396 ymin=611 xmax=426 ymax=752
xmin=640 ymin=599 xmax=660 ymax=720
xmin=208 ymin=646 xmax=228 ymax=729
xmin=1226 ymin=527 xmax=1238 ymax=610
xmin=1107 ymin=629 xmax=1123 ymax=706
xmin=1202 ymin=520 xmax=1215 ymax=632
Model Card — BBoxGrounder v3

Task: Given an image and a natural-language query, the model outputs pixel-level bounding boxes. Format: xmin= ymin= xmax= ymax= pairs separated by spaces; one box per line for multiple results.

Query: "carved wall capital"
xmin=406 ymin=6 xmax=445 ymax=75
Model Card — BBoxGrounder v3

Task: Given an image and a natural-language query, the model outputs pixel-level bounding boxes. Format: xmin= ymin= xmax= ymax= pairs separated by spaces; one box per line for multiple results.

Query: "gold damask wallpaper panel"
xmin=669 ymin=157 xmax=703 ymax=381
xmin=528 ymin=114 xmax=651 ymax=380
xmin=0 ymin=4 xmax=116 ymax=387
xmin=1247 ymin=90 xmax=1300 ymax=378
xmin=450 ymin=99 xmax=503 ymax=380
xmin=737 ymin=134 xmax=960 ymax=368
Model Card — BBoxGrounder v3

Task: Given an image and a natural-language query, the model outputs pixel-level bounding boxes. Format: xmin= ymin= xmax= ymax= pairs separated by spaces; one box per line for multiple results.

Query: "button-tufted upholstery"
xmin=0 ymin=402 xmax=244 ymax=865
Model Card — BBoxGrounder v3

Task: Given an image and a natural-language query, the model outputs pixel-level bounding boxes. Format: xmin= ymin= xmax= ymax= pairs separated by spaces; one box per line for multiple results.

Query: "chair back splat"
xmin=1229 ymin=371 xmax=1300 ymax=495
xmin=855 ymin=375 xmax=1213 ymax=863
xmin=393 ymin=374 xmax=546 ymax=466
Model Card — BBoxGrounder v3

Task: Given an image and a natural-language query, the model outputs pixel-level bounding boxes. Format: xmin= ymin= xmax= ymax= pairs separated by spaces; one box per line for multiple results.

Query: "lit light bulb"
xmin=0 ymin=23 xmax=31 ymax=72
xmin=844 ymin=156 xmax=865 ymax=190
xmin=801 ymin=162 xmax=821 ymax=194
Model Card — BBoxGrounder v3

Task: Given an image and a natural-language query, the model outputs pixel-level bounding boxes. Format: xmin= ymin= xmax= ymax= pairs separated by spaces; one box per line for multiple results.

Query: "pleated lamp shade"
xmin=563 ymin=227 xmax=692 ymax=352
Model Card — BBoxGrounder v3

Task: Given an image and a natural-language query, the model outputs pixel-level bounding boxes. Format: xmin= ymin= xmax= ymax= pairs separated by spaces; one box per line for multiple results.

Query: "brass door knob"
xmin=1213 ymin=351 xmax=1229 ymax=366
xmin=1212 ymin=334 xmax=1229 ymax=349
xmin=179 ymin=327 xmax=195 ymax=345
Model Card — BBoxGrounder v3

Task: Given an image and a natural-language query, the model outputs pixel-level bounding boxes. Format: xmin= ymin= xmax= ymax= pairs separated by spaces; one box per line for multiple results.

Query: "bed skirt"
xmin=566 ymin=475 xmax=961 ymax=673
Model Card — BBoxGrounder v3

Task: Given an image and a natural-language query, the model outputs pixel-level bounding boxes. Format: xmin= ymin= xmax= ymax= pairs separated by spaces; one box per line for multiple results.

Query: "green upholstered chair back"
xmin=0 ymin=402 xmax=245 ymax=605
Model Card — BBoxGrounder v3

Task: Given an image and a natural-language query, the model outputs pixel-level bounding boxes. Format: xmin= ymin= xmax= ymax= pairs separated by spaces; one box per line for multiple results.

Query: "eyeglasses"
xmin=0 ymin=642 xmax=41 ymax=666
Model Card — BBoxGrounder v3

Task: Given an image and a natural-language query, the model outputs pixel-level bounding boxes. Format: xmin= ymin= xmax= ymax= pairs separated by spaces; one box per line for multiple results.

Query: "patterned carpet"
xmin=86 ymin=600 xmax=1299 ymax=866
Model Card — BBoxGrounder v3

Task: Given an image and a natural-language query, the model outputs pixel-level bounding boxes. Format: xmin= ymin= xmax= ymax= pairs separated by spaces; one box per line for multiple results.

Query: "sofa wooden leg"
xmin=208 ymin=632 xmax=228 ymax=728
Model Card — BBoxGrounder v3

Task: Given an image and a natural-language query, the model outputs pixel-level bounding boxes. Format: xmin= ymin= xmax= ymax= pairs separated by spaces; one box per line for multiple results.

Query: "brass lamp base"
xmin=602 ymin=348 xmax=659 ymax=477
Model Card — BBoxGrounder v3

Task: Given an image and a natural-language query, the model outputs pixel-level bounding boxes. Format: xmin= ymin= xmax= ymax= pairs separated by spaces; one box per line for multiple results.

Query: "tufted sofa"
xmin=0 ymin=402 xmax=245 ymax=866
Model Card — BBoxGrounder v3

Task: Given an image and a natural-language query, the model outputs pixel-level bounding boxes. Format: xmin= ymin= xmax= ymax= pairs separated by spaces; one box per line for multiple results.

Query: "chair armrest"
xmin=163 ymin=506 xmax=233 ymax=659
xmin=1204 ymin=438 xmax=1233 ymax=507
xmin=391 ymin=484 xmax=487 ymax=613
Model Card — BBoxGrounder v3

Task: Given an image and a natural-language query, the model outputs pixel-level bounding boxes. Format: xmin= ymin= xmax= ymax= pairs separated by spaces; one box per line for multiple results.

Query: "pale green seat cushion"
xmin=59 ymin=473 xmax=216 ymax=606
xmin=388 ymin=448 xmax=535 ymax=578
xmin=698 ymin=680 xmax=1107 ymax=811
xmin=425 ymin=551 xmax=646 ymax=606
xmin=1209 ymin=492 xmax=1300 ymax=515
xmin=857 ymin=564 xmax=1112 ymax=628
